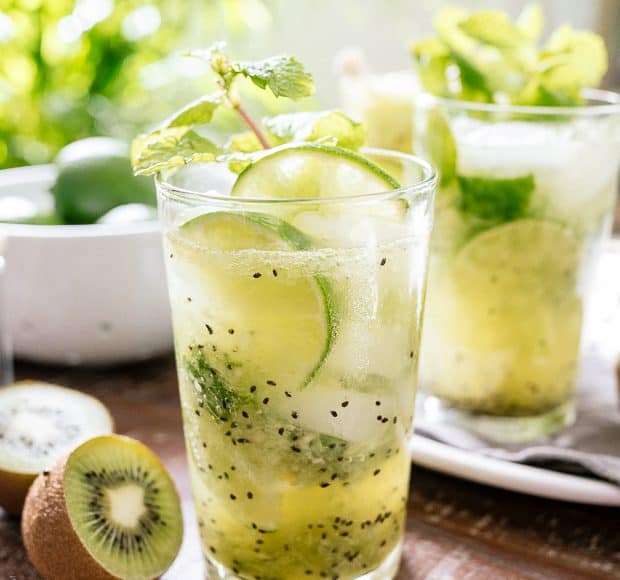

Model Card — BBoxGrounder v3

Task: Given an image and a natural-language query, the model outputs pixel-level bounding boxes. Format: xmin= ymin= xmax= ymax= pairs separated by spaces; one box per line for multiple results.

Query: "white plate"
xmin=410 ymin=240 xmax=620 ymax=506
xmin=409 ymin=435 xmax=620 ymax=506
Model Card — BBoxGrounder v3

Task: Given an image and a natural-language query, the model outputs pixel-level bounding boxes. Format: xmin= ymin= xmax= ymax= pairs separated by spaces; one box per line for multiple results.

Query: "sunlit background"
xmin=1 ymin=0 xmax=619 ymax=169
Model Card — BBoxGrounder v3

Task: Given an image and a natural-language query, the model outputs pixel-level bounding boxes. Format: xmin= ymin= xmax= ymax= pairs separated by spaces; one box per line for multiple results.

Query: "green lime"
xmin=425 ymin=219 xmax=583 ymax=413
xmin=453 ymin=219 xmax=579 ymax=305
xmin=174 ymin=211 xmax=335 ymax=390
xmin=231 ymin=143 xmax=399 ymax=199
xmin=52 ymin=138 xmax=156 ymax=224
xmin=449 ymin=219 xmax=580 ymax=349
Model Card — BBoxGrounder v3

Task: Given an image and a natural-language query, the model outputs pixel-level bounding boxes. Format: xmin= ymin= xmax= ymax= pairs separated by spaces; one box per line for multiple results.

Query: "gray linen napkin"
xmin=414 ymin=241 xmax=620 ymax=486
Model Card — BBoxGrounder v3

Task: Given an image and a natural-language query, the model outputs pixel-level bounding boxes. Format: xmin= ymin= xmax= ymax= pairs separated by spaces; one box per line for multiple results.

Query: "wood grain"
xmin=1 ymin=356 xmax=618 ymax=580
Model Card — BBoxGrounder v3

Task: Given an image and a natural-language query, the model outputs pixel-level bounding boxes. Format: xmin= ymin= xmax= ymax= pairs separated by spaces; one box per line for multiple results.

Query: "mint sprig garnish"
xmin=132 ymin=42 xmax=319 ymax=176
xmin=235 ymin=56 xmax=315 ymax=99
xmin=185 ymin=42 xmax=314 ymax=99
xmin=411 ymin=3 xmax=608 ymax=106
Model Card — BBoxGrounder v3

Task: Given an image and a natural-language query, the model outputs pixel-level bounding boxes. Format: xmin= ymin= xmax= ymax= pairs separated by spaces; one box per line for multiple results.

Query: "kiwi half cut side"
xmin=0 ymin=381 xmax=114 ymax=516
xmin=22 ymin=434 xmax=183 ymax=580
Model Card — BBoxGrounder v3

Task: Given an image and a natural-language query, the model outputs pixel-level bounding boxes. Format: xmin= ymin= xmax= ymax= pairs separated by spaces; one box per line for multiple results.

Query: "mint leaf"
xmin=237 ymin=55 xmax=314 ymax=99
xmin=132 ymin=127 xmax=220 ymax=176
xmin=164 ymin=92 xmax=224 ymax=128
xmin=411 ymin=38 xmax=452 ymax=96
xmin=263 ymin=110 xmax=364 ymax=150
xmin=450 ymin=51 xmax=495 ymax=101
xmin=186 ymin=43 xmax=314 ymax=100
xmin=185 ymin=344 xmax=252 ymax=421
xmin=459 ymin=10 xmax=528 ymax=49
xmin=433 ymin=7 xmax=499 ymax=100
xmin=226 ymin=130 xmax=264 ymax=153
xmin=517 ymin=3 xmax=544 ymax=42
xmin=414 ymin=4 xmax=607 ymax=107
xmin=457 ymin=174 xmax=535 ymax=223
xmin=513 ymin=26 xmax=608 ymax=107
xmin=538 ymin=26 xmax=608 ymax=102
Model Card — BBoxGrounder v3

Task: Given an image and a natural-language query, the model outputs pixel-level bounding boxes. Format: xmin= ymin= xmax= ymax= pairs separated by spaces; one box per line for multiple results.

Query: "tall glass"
xmin=158 ymin=150 xmax=435 ymax=579
xmin=339 ymin=72 xmax=418 ymax=153
xmin=416 ymin=90 xmax=620 ymax=443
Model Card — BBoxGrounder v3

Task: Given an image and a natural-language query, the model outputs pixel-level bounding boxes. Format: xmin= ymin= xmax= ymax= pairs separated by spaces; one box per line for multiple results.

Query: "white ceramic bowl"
xmin=0 ymin=165 xmax=172 ymax=365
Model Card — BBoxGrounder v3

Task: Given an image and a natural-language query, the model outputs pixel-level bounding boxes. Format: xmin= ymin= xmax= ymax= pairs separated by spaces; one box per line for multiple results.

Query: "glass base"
xmin=203 ymin=541 xmax=403 ymax=580
xmin=420 ymin=395 xmax=576 ymax=444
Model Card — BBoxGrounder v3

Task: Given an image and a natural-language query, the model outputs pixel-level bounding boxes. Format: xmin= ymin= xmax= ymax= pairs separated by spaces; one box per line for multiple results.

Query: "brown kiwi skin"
xmin=22 ymin=455 xmax=117 ymax=580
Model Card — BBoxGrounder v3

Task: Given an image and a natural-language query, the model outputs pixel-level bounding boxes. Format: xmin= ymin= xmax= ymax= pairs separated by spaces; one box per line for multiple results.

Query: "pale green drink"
xmin=158 ymin=147 xmax=435 ymax=579
xmin=416 ymin=93 xmax=620 ymax=441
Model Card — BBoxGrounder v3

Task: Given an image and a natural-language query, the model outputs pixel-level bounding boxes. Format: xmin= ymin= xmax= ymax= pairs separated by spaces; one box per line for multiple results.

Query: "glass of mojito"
xmin=157 ymin=144 xmax=435 ymax=579
xmin=337 ymin=51 xmax=418 ymax=154
xmin=135 ymin=42 xmax=436 ymax=580
xmin=413 ymin=6 xmax=620 ymax=442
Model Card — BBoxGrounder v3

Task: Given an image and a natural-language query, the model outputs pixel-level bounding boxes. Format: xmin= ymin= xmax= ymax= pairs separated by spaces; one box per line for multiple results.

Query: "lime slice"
xmin=453 ymin=219 xmax=579 ymax=306
xmin=423 ymin=219 xmax=582 ymax=413
xmin=230 ymin=143 xmax=407 ymax=248
xmin=450 ymin=219 xmax=580 ymax=350
xmin=231 ymin=143 xmax=399 ymax=199
xmin=425 ymin=108 xmax=456 ymax=187
xmin=171 ymin=211 xmax=335 ymax=391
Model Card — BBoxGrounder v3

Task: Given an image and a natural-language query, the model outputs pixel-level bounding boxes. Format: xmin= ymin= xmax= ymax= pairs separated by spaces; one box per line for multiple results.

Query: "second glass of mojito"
xmin=158 ymin=145 xmax=435 ymax=578
xmin=416 ymin=93 xmax=620 ymax=442
xmin=411 ymin=4 xmax=620 ymax=442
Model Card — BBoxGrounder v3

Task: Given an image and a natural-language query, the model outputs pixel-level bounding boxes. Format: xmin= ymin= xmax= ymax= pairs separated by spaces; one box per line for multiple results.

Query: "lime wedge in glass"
xmin=171 ymin=211 xmax=335 ymax=391
xmin=427 ymin=219 xmax=582 ymax=413
xmin=231 ymin=143 xmax=405 ymax=248
xmin=231 ymin=143 xmax=399 ymax=198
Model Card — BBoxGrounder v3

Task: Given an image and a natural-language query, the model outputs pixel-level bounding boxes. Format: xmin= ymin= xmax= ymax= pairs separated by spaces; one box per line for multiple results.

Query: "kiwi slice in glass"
xmin=22 ymin=434 xmax=183 ymax=580
xmin=0 ymin=381 xmax=114 ymax=516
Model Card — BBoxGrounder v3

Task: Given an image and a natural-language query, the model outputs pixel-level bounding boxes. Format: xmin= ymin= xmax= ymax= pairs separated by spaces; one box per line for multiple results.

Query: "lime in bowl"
xmin=157 ymin=144 xmax=435 ymax=579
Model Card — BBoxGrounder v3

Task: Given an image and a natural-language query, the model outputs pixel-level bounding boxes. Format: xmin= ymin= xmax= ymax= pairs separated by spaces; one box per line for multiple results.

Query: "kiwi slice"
xmin=0 ymin=381 xmax=114 ymax=516
xmin=22 ymin=434 xmax=183 ymax=580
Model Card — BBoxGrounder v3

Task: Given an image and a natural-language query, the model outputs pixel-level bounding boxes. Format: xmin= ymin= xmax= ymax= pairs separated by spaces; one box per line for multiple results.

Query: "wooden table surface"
xmin=1 ymin=356 xmax=618 ymax=580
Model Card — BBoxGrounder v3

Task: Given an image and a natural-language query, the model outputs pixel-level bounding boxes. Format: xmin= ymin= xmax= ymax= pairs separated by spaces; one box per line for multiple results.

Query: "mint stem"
xmin=235 ymin=103 xmax=269 ymax=149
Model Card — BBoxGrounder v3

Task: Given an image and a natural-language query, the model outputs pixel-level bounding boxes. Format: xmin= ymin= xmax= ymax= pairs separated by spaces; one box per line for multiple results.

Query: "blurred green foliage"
xmin=0 ymin=0 xmax=201 ymax=168
xmin=0 ymin=0 xmax=284 ymax=169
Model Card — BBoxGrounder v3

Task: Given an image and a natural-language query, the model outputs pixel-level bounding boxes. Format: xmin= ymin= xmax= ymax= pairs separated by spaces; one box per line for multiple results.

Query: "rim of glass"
xmin=156 ymin=147 xmax=437 ymax=206
xmin=417 ymin=87 xmax=620 ymax=117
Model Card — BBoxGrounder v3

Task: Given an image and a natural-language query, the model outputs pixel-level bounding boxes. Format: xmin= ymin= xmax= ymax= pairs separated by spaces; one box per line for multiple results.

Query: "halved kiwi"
xmin=22 ymin=434 xmax=183 ymax=580
xmin=0 ymin=381 xmax=114 ymax=516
